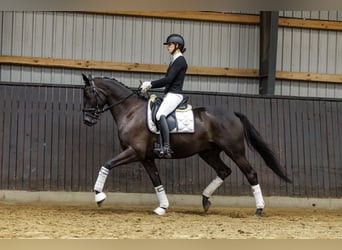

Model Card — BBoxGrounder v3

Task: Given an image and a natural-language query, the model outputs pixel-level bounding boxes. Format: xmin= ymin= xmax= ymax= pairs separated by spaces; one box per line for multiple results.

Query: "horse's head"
xmin=82 ymin=73 xmax=107 ymax=126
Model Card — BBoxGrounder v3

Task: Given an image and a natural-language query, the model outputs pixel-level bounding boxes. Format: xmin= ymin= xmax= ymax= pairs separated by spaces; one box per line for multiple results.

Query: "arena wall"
xmin=0 ymin=83 xmax=341 ymax=198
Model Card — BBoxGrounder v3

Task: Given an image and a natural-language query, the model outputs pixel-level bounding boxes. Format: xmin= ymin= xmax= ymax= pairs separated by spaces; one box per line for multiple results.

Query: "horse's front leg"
xmin=93 ymin=146 xmax=139 ymax=206
xmin=141 ymin=159 xmax=169 ymax=215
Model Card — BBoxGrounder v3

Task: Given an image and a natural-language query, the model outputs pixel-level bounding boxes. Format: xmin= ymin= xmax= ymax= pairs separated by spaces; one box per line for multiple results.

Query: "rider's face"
xmin=166 ymin=43 xmax=176 ymax=54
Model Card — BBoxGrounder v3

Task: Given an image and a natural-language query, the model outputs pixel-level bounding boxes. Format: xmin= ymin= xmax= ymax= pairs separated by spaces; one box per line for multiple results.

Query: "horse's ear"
xmin=82 ymin=73 xmax=90 ymax=86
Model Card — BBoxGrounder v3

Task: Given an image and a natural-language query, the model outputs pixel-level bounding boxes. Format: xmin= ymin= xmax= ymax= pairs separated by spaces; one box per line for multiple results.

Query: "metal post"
xmin=259 ymin=11 xmax=279 ymax=95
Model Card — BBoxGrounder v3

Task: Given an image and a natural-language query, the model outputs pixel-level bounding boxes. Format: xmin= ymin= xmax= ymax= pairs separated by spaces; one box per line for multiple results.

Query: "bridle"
xmin=82 ymin=78 xmax=134 ymax=125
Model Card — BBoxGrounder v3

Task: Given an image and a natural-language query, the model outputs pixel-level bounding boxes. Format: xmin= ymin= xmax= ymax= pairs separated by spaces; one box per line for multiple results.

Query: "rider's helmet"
xmin=163 ymin=34 xmax=186 ymax=53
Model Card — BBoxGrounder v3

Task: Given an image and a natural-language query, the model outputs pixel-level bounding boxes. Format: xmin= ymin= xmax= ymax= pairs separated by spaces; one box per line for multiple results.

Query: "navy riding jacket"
xmin=151 ymin=56 xmax=188 ymax=94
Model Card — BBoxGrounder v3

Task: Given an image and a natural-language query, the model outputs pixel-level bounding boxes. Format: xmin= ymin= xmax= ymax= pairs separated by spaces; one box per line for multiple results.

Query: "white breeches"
xmin=156 ymin=92 xmax=183 ymax=121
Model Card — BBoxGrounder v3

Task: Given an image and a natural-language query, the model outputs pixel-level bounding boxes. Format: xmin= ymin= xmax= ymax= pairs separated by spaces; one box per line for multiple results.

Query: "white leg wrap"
xmin=202 ymin=176 xmax=224 ymax=197
xmin=94 ymin=166 xmax=109 ymax=192
xmin=154 ymin=185 xmax=169 ymax=215
xmin=95 ymin=192 xmax=107 ymax=203
xmin=251 ymin=184 xmax=265 ymax=209
xmin=154 ymin=207 xmax=167 ymax=216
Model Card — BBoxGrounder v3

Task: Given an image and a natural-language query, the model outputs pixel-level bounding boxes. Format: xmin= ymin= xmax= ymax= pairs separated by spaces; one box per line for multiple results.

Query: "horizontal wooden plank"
xmin=87 ymin=11 xmax=260 ymax=25
xmin=276 ymin=71 xmax=342 ymax=84
xmin=189 ymin=65 xmax=258 ymax=77
xmin=279 ymin=17 xmax=342 ymax=31
xmin=0 ymin=55 xmax=258 ymax=78
xmin=86 ymin=11 xmax=342 ymax=31
xmin=1 ymin=55 xmax=342 ymax=83
xmin=0 ymin=55 xmax=167 ymax=73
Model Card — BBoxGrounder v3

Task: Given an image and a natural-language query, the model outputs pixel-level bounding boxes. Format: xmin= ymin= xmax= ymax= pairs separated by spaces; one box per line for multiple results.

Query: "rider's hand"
xmin=140 ymin=81 xmax=152 ymax=93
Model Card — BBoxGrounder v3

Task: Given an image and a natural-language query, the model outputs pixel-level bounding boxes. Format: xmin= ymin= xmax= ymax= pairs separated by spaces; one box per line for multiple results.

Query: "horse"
xmin=81 ymin=73 xmax=291 ymax=217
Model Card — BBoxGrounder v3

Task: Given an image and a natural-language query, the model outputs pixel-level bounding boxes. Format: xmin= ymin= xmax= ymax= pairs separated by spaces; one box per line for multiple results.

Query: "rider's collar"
xmin=171 ymin=51 xmax=183 ymax=63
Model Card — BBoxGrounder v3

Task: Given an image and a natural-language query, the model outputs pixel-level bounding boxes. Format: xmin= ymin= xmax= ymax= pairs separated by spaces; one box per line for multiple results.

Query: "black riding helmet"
xmin=163 ymin=34 xmax=186 ymax=54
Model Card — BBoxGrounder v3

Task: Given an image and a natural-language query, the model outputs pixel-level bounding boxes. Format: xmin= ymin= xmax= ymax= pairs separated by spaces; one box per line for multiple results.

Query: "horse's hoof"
xmin=153 ymin=207 xmax=167 ymax=215
xmin=202 ymin=195 xmax=211 ymax=212
xmin=254 ymin=208 xmax=263 ymax=217
xmin=95 ymin=192 xmax=106 ymax=207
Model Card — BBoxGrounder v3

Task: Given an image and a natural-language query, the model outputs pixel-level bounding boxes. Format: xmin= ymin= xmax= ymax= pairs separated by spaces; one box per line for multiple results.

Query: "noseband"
xmin=82 ymin=79 xmax=134 ymax=124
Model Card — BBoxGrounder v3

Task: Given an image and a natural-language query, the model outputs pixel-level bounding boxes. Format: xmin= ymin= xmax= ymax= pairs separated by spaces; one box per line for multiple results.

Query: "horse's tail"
xmin=234 ymin=112 xmax=292 ymax=183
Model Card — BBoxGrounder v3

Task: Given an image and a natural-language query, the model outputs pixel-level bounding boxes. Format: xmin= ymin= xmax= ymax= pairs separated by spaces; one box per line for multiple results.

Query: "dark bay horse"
xmin=82 ymin=74 xmax=291 ymax=217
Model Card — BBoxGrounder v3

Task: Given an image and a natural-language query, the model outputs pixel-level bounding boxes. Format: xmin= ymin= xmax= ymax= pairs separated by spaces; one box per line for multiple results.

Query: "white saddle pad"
xmin=147 ymin=97 xmax=194 ymax=134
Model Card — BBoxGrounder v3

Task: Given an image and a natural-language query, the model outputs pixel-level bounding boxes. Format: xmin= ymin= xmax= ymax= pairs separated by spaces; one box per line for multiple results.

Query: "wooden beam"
xmin=276 ymin=71 xmax=342 ymax=83
xmin=0 ymin=55 xmax=167 ymax=73
xmin=279 ymin=17 xmax=342 ymax=31
xmin=87 ymin=11 xmax=260 ymax=25
xmin=84 ymin=11 xmax=342 ymax=31
xmin=1 ymin=55 xmax=342 ymax=83
xmin=0 ymin=55 xmax=258 ymax=78
xmin=188 ymin=66 xmax=258 ymax=77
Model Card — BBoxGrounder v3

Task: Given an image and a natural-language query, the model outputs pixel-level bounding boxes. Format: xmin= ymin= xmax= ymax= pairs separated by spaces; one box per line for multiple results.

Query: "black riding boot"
xmin=158 ymin=115 xmax=173 ymax=158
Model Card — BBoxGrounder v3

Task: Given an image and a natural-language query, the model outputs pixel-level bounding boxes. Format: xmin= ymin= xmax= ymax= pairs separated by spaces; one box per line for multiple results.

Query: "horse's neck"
xmin=110 ymin=96 xmax=145 ymax=128
xmin=98 ymin=79 xmax=146 ymax=123
xmin=102 ymin=80 xmax=131 ymax=105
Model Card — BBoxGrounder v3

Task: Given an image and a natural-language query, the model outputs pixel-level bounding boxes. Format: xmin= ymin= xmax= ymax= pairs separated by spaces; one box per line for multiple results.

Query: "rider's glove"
xmin=140 ymin=81 xmax=152 ymax=93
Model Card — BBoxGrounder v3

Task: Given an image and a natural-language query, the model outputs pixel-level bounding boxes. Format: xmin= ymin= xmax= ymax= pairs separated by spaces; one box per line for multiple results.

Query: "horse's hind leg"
xmin=199 ymin=149 xmax=232 ymax=212
xmin=228 ymin=151 xmax=265 ymax=217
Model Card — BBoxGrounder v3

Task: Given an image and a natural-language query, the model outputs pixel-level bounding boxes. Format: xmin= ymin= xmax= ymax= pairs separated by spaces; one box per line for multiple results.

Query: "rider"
xmin=140 ymin=34 xmax=188 ymax=158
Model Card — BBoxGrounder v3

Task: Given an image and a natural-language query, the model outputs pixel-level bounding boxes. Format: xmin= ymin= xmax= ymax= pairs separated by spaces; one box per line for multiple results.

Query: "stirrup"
xmin=162 ymin=145 xmax=173 ymax=158
xmin=153 ymin=143 xmax=162 ymax=156
xmin=158 ymin=148 xmax=165 ymax=158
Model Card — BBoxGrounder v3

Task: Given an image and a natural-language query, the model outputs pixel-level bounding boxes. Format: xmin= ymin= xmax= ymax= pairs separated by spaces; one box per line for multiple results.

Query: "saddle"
xmin=147 ymin=95 xmax=194 ymax=134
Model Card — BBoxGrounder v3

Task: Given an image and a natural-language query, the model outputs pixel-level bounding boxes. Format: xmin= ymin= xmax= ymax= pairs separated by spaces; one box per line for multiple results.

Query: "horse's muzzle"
xmin=83 ymin=112 xmax=99 ymax=126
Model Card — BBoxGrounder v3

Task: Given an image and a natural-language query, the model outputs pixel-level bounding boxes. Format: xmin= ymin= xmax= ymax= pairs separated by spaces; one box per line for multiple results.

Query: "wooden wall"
xmin=2 ymin=11 xmax=342 ymax=98
xmin=0 ymin=82 xmax=341 ymax=197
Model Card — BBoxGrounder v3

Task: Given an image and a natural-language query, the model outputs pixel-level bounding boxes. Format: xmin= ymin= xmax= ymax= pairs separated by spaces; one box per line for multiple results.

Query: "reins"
xmin=99 ymin=91 xmax=135 ymax=113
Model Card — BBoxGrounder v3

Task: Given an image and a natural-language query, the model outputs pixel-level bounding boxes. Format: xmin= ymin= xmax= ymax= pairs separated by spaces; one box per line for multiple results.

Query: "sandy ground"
xmin=0 ymin=203 xmax=341 ymax=239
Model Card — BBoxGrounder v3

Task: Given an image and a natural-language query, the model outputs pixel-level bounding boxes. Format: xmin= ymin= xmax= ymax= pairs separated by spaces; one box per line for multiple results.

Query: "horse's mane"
xmin=98 ymin=76 xmax=148 ymax=100
xmin=101 ymin=77 xmax=132 ymax=90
